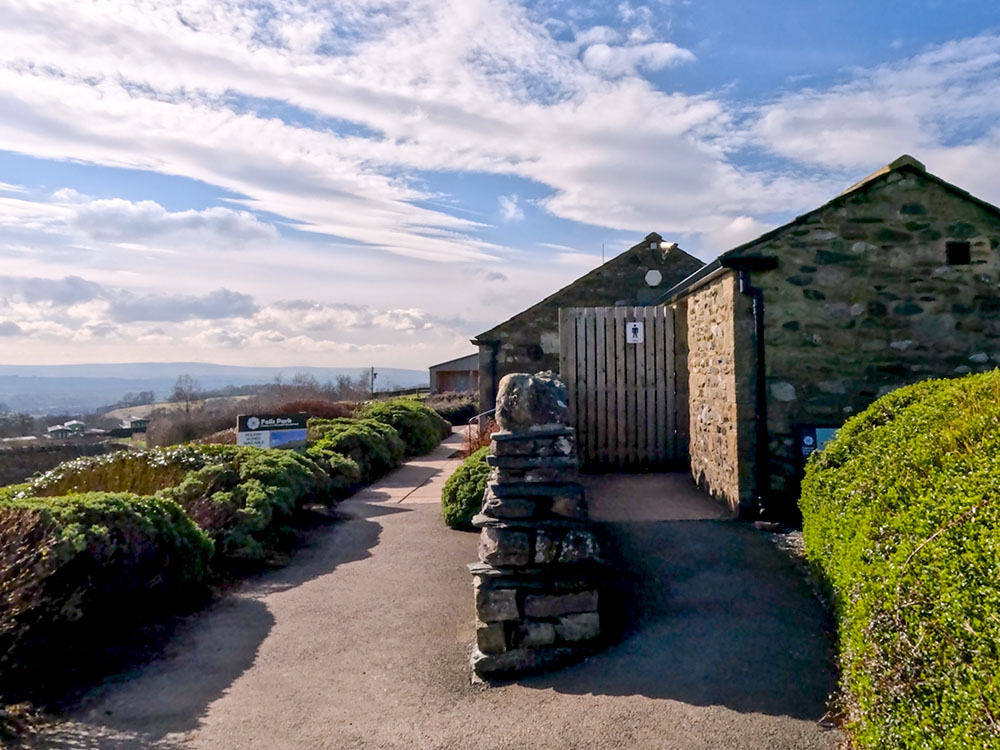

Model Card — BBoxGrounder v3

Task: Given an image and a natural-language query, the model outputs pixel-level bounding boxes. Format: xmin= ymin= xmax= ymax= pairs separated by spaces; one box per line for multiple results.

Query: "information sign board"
xmin=237 ymin=413 xmax=308 ymax=449
xmin=796 ymin=424 xmax=840 ymax=467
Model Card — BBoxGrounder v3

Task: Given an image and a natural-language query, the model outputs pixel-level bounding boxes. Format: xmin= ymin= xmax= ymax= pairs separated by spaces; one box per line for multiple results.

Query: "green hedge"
xmin=307 ymin=418 xmax=404 ymax=483
xmin=424 ymin=391 xmax=478 ymax=426
xmin=22 ymin=445 xmax=333 ymax=561
xmin=24 ymin=445 xmax=207 ymax=497
xmin=0 ymin=492 xmax=212 ymax=701
xmin=0 ymin=408 xmax=442 ymax=703
xmin=359 ymin=398 xmax=450 ymax=456
xmin=800 ymin=371 xmax=1000 ymax=749
xmin=158 ymin=446 xmax=331 ymax=560
xmin=441 ymin=447 xmax=490 ymax=528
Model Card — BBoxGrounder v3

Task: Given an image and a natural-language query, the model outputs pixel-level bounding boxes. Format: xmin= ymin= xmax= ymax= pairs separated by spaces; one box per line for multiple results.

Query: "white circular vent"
xmin=644 ymin=269 xmax=663 ymax=287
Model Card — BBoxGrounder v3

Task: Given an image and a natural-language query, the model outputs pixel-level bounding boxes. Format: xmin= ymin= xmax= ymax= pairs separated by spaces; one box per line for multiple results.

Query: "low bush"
xmin=441 ymin=446 xmax=490 ymax=529
xmin=800 ymin=371 xmax=1000 ymax=748
xmin=0 ymin=492 xmax=212 ymax=701
xmin=23 ymin=446 xmax=208 ymax=498
xmin=306 ymin=418 xmax=404 ymax=483
xmin=158 ymin=446 xmax=331 ymax=560
xmin=275 ymin=399 xmax=354 ymax=420
xmin=21 ymin=445 xmax=332 ymax=561
xmin=359 ymin=397 xmax=450 ymax=456
xmin=424 ymin=391 xmax=478 ymax=426
xmin=196 ymin=427 xmax=237 ymax=445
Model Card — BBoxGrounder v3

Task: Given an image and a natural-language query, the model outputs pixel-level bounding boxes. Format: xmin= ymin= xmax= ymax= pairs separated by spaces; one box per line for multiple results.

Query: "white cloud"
xmin=0 ymin=0 xmax=814 ymax=266
xmin=581 ymin=41 xmax=694 ymax=76
xmin=2 ymin=3 xmax=1000 ymax=369
xmin=498 ymin=193 xmax=525 ymax=221
xmin=0 ymin=190 xmax=279 ymax=253
xmin=755 ymin=34 xmax=1000 ymax=171
xmin=69 ymin=196 xmax=278 ymax=247
xmin=698 ymin=216 xmax=770 ymax=255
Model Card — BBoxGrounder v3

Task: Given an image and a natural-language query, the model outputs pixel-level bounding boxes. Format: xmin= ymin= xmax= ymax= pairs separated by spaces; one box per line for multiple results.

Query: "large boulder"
xmin=495 ymin=372 xmax=570 ymax=432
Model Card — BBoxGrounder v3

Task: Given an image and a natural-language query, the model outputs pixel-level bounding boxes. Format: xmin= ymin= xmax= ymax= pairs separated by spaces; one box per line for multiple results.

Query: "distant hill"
xmin=0 ymin=363 xmax=428 ymax=415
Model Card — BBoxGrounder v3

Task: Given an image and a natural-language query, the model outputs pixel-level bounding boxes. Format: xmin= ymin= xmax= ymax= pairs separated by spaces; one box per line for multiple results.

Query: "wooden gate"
xmin=559 ymin=306 xmax=676 ymax=468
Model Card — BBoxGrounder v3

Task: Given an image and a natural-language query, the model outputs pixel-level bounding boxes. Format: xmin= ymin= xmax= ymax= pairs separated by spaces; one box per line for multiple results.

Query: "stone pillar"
xmin=469 ymin=372 xmax=604 ymax=680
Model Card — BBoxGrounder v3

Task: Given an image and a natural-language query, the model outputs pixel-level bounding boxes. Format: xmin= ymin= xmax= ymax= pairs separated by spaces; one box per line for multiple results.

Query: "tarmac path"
xmin=31 ymin=432 xmax=841 ymax=749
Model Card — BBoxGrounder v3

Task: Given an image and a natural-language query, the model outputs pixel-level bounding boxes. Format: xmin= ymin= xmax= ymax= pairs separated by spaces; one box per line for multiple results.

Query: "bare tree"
xmin=170 ymin=374 xmax=202 ymax=416
xmin=289 ymin=372 xmax=320 ymax=397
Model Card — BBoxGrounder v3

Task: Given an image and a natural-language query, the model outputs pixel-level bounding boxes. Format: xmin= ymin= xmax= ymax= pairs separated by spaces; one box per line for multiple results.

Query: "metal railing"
xmin=465 ymin=408 xmax=497 ymax=455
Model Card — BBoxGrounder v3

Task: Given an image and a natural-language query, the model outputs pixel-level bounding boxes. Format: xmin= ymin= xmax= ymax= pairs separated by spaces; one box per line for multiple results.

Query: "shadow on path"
xmin=35 ymin=500 xmax=409 ymax=749
xmin=522 ymin=518 xmax=837 ymax=721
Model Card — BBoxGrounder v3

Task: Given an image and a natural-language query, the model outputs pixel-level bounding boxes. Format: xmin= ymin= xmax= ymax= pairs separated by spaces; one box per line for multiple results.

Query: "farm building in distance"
xmin=428 ymin=353 xmax=478 ymax=394
xmin=475 ymin=155 xmax=1000 ymax=519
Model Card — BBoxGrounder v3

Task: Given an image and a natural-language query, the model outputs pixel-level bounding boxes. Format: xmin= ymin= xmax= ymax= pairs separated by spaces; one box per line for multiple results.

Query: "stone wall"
xmin=733 ymin=166 xmax=1000 ymax=511
xmin=469 ymin=373 xmax=605 ymax=680
xmin=0 ymin=441 xmax=123 ymax=486
xmin=475 ymin=234 xmax=704 ymax=413
xmin=679 ymin=274 xmax=755 ymax=512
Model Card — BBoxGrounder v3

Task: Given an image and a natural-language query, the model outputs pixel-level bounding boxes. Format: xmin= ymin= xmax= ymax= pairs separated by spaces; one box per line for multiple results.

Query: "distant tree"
xmin=116 ymin=390 xmax=156 ymax=408
xmin=289 ymin=372 xmax=320 ymax=396
xmin=0 ymin=411 xmax=34 ymax=439
xmin=170 ymin=374 xmax=202 ymax=416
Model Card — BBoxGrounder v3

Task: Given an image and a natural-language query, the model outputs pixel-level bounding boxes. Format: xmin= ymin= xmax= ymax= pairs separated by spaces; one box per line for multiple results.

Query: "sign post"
xmin=237 ymin=413 xmax=308 ymax=449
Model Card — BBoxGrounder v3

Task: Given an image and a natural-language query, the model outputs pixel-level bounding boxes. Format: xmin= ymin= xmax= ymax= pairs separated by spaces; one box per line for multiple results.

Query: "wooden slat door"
xmin=559 ymin=306 xmax=677 ymax=469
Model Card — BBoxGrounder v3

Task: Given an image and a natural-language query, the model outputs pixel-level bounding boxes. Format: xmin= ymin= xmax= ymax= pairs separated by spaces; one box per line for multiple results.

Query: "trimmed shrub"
xmin=800 ymin=371 xmax=1000 ymax=749
xmin=158 ymin=446 xmax=330 ymax=560
xmin=21 ymin=445 xmax=333 ymax=561
xmin=306 ymin=449 xmax=362 ymax=497
xmin=306 ymin=418 xmax=404 ymax=483
xmin=23 ymin=446 xmax=208 ymax=498
xmin=0 ymin=492 xmax=212 ymax=701
xmin=360 ymin=397 xmax=450 ymax=456
xmin=441 ymin=446 xmax=490 ymax=529
xmin=424 ymin=391 xmax=478 ymax=426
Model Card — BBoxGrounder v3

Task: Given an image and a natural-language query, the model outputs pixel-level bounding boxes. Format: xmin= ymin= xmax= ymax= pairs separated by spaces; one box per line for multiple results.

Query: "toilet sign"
xmin=626 ymin=321 xmax=644 ymax=344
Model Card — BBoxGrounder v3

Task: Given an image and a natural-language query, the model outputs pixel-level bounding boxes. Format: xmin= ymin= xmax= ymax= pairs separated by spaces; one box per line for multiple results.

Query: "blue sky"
xmin=0 ymin=0 xmax=999 ymax=369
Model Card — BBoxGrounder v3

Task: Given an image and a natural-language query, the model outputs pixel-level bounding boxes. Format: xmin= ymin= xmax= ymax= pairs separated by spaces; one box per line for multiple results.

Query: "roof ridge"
xmin=838 ymin=153 xmax=925 ymax=196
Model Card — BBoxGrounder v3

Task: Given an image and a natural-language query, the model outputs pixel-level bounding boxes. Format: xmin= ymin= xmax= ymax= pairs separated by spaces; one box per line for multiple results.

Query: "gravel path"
xmin=30 ymin=435 xmax=841 ymax=749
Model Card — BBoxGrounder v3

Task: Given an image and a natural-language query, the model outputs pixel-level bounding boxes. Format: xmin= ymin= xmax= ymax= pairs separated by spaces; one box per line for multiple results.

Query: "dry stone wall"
xmin=469 ymin=372 xmax=605 ymax=680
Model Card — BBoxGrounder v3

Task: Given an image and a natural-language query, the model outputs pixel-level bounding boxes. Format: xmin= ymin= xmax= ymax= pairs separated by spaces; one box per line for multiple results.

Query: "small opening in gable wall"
xmin=946 ymin=240 xmax=971 ymax=266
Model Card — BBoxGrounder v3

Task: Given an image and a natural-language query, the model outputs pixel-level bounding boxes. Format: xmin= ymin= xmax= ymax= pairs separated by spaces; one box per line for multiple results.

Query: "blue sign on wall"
xmin=796 ymin=424 xmax=840 ymax=466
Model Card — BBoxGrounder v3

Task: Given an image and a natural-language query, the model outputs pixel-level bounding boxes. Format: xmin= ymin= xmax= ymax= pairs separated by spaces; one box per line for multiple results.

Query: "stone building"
xmin=663 ymin=155 xmax=1000 ymax=518
xmin=472 ymin=233 xmax=704 ymax=413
